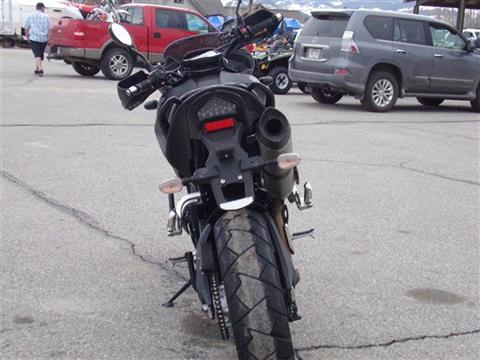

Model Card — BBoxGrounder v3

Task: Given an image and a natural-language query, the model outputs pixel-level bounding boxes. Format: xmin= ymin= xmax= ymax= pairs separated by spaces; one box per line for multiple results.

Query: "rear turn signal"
xmin=341 ymin=31 xmax=360 ymax=54
xmin=203 ymin=118 xmax=236 ymax=133
xmin=277 ymin=153 xmax=301 ymax=170
xmin=159 ymin=178 xmax=183 ymax=194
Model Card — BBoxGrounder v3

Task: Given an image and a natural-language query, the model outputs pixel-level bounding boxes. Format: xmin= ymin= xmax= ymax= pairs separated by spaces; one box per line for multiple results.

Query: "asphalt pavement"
xmin=1 ymin=48 xmax=479 ymax=360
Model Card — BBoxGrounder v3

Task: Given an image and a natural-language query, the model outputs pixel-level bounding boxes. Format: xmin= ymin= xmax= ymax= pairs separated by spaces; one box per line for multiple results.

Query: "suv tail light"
xmin=341 ymin=31 xmax=360 ymax=54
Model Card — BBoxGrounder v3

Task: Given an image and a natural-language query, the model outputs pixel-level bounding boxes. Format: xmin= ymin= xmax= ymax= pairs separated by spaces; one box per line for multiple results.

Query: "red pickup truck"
xmin=50 ymin=3 xmax=216 ymax=80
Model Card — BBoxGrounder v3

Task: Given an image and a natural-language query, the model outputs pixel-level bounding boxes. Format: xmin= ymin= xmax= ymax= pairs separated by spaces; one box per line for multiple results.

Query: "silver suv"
xmin=289 ymin=10 xmax=480 ymax=112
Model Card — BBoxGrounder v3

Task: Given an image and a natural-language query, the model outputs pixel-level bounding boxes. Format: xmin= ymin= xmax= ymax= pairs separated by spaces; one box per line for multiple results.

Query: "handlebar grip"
xmin=126 ymin=79 xmax=153 ymax=96
xmin=249 ymin=14 xmax=283 ymax=38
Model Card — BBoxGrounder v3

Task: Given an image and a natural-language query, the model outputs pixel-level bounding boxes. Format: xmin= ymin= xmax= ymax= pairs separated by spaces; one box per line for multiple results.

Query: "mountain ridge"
xmin=223 ymin=0 xmax=414 ymax=12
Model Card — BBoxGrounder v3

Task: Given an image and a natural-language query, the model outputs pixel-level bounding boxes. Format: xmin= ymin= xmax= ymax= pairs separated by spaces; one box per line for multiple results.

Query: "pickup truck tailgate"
xmin=51 ymin=18 xmax=84 ymax=48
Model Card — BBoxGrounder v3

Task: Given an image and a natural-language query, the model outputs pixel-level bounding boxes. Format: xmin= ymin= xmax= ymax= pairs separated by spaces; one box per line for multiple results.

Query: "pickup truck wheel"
xmin=471 ymin=86 xmax=480 ymax=112
xmin=417 ymin=97 xmax=444 ymax=106
xmin=362 ymin=71 xmax=398 ymax=112
xmin=268 ymin=66 xmax=292 ymax=94
xmin=311 ymin=88 xmax=343 ymax=104
xmin=101 ymin=48 xmax=133 ymax=80
xmin=72 ymin=62 xmax=100 ymax=76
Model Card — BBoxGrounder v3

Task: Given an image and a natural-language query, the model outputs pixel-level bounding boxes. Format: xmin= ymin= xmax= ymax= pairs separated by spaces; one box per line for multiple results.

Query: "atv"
xmin=254 ymin=49 xmax=293 ymax=94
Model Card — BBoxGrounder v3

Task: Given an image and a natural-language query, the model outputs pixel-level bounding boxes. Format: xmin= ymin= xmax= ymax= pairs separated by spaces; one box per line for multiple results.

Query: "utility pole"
xmin=248 ymin=0 xmax=253 ymax=15
xmin=456 ymin=0 xmax=466 ymax=32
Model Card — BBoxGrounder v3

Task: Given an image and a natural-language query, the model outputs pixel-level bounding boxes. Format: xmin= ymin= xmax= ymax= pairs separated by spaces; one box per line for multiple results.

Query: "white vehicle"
xmin=0 ymin=0 xmax=82 ymax=47
xmin=462 ymin=28 xmax=480 ymax=40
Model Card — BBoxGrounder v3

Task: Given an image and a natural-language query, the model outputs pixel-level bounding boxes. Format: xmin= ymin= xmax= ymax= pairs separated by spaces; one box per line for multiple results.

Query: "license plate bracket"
xmin=307 ymin=47 xmax=321 ymax=59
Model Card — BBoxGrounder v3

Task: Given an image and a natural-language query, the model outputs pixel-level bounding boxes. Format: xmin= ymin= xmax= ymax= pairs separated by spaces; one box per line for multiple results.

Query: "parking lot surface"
xmin=1 ymin=48 xmax=479 ymax=360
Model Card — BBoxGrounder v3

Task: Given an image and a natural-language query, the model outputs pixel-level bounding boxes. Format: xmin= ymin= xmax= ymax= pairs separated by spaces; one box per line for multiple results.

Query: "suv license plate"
xmin=307 ymin=48 xmax=321 ymax=59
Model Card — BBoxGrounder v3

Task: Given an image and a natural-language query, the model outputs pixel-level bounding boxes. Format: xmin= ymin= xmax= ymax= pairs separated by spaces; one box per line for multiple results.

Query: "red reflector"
xmin=204 ymin=118 xmax=236 ymax=132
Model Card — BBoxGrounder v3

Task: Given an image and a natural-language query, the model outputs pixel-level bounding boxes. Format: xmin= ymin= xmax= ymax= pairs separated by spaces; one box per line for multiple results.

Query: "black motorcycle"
xmin=109 ymin=2 xmax=313 ymax=358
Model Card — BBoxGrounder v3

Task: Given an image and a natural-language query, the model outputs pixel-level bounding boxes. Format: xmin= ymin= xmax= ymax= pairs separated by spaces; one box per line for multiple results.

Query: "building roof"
xmin=190 ymin=0 xmax=225 ymax=15
xmin=405 ymin=0 xmax=480 ymax=9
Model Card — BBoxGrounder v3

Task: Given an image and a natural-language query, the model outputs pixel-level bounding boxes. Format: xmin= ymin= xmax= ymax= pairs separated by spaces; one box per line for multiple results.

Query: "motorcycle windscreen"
xmin=164 ymin=33 xmax=230 ymax=65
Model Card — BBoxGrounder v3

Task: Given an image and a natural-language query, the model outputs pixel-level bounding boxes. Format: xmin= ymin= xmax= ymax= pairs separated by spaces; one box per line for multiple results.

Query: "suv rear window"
xmin=364 ymin=16 xmax=393 ymax=41
xmin=302 ymin=15 xmax=349 ymax=37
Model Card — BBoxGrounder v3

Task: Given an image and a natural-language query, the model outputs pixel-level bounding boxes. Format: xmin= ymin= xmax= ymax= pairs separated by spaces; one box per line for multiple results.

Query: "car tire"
xmin=311 ymin=88 xmax=343 ymax=104
xmin=298 ymin=82 xmax=309 ymax=94
xmin=72 ymin=62 xmax=100 ymax=76
xmin=100 ymin=47 xmax=133 ymax=81
xmin=268 ymin=66 xmax=292 ymax=94
xmin=362 ymin=71 xmax=399 ymax=112
xmin=417 ymin=97 xmax=444 ymax=106
xmin=471 ymin=86 xmax=480 ymax=112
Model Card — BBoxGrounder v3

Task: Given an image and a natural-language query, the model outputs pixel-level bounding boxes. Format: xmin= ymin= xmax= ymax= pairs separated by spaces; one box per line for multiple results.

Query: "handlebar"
xmin=126 ymin=70 xmax=166 ymax=96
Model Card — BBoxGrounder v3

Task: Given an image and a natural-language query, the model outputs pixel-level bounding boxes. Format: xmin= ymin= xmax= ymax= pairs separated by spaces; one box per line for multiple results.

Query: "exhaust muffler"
xmin=256 ymin=108 xmax=294 ymax=199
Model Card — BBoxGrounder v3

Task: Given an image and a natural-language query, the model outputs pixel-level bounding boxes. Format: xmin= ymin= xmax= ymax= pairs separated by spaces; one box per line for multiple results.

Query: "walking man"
xmin=24 ymin=2 xmax=52 ymax=76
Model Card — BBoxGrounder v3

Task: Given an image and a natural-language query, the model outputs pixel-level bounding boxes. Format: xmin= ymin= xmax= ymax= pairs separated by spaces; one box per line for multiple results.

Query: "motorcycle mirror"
xmin=109 ymin=23 xmax=133 ymax=48
xmin=277 ymin=153 xmax=301 ymax=170
xmin=109 ymin=23 xmax=156 ymax=71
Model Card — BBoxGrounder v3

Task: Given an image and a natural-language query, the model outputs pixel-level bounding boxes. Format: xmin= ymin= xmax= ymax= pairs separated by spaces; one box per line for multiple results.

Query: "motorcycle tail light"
xmin=203 ymin=118 xmax=236 ymax=133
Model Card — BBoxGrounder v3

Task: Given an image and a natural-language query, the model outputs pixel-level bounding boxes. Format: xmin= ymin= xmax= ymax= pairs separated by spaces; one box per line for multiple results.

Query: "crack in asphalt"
xmin=392 ymin=125 xmax=479 ymax=141
xmin=6 ymin=76 xmax=39 ymax=87
xmin=1 ymin=170 xmax=186 ymax=281
xmin=291 ymin=119 xmax=480 ymax=126
xmin=1 ymin=123 xmax=151 ymax=127
xmin=399 ymin=163 xmax=480 ymax=186
xmin=294 ymin=329 xmax=480 ymax=357
xmin=2 ymin=118 xmax=480 ymax=128
xmin=304 ymin=158 xmax=480 ymax=186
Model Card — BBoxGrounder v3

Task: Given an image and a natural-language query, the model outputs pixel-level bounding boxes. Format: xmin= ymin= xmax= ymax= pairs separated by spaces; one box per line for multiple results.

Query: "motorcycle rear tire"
xmin=214 ymin=209 xmax=294 ymax=360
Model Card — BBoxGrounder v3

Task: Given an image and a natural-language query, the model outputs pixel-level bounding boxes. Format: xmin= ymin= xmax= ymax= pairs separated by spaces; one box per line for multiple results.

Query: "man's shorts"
xmin=30 ymin=40 xmax=47 ymax=60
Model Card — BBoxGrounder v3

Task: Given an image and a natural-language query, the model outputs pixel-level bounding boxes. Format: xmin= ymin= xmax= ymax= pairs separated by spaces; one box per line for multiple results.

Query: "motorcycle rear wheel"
xmin=214 ymin=209 xmax=294 ymax=360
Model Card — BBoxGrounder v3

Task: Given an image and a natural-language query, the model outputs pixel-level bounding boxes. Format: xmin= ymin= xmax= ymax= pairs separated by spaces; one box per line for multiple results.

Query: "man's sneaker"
xmin=38 ymin=70 xmax=44 ymax=77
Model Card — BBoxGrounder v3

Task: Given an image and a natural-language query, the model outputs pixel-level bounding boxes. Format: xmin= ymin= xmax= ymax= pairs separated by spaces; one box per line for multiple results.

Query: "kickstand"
xmin=162 ymin=280 xmax=192 ymax=308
